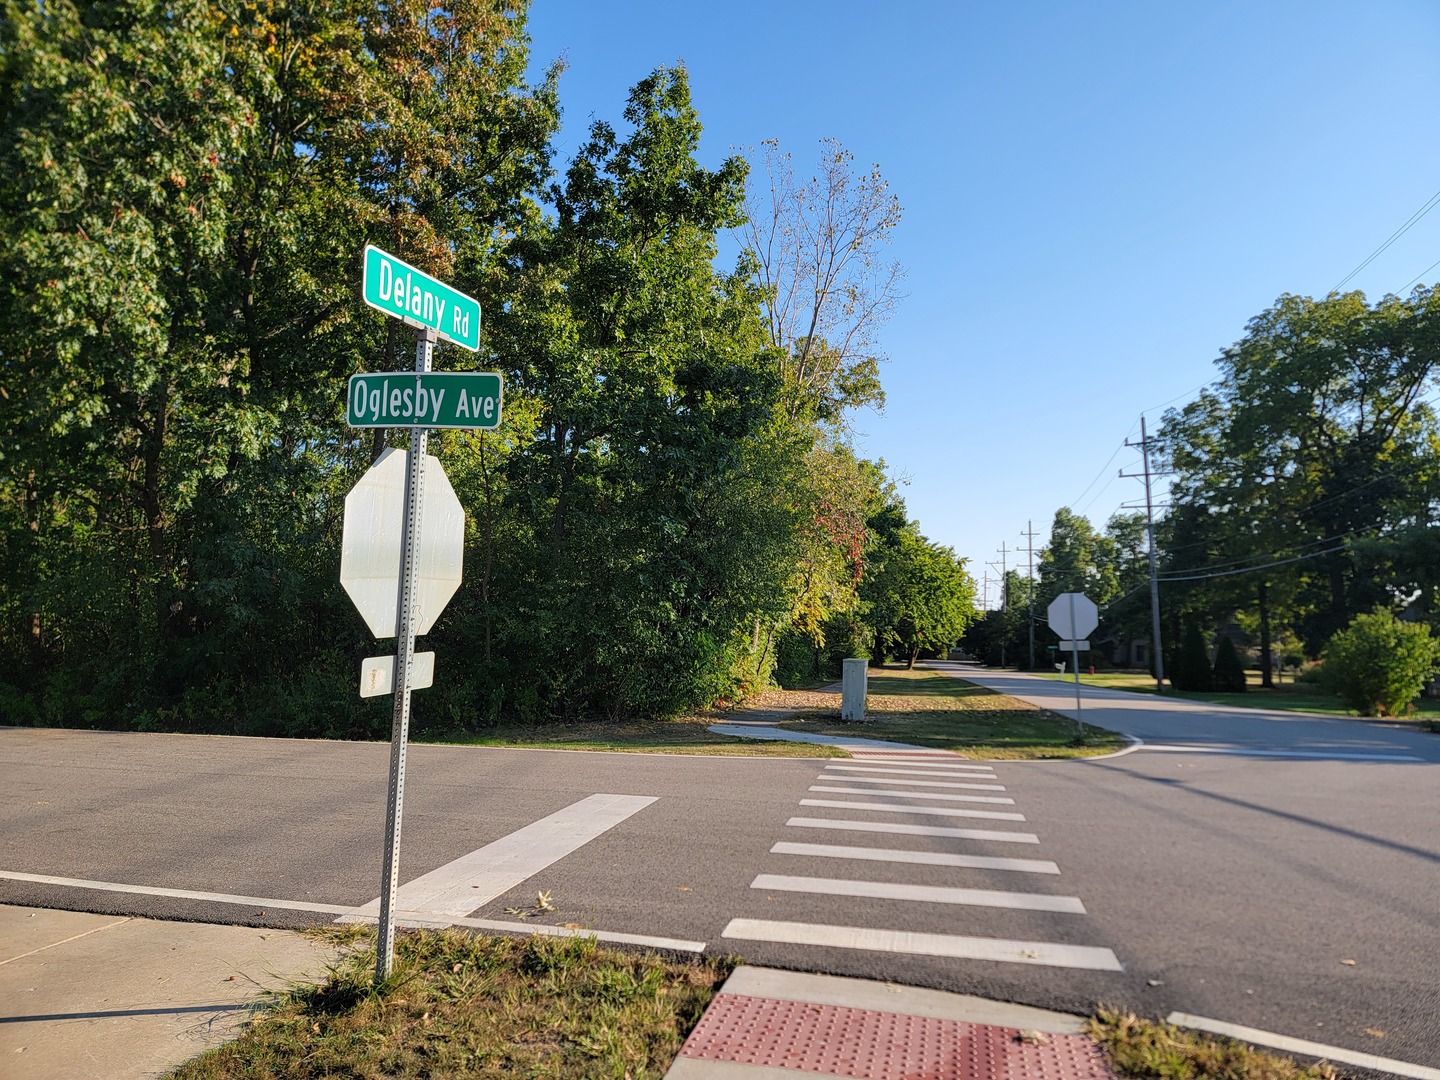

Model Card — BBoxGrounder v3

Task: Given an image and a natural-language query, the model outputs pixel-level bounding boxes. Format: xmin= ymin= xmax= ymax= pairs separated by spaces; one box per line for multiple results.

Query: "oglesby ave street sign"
xmin=347 ymin=371 xmax=503 ymax=429
xmin=362 ymin=244 xmax=481 ymax=351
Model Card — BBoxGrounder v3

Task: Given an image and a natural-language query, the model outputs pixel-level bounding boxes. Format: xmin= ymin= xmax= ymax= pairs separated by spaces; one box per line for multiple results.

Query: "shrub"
xmin=1320 ymin=608 xmax=1440 ymax=717
xmin=1170 ymin=622 xmax=1213 ymax=692
xmin=1211 ymin=636 xmax=1247 ymax=693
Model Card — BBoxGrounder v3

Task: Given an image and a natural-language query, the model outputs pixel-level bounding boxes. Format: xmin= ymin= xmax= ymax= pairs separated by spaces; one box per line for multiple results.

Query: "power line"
xmin=1401 ymin=256 xmax=1440 ymax=294
xmin=1157 ymin=545 xmax=1347 ymax=583
xmin=1332 ymin=184 xmax=1440 ymax=294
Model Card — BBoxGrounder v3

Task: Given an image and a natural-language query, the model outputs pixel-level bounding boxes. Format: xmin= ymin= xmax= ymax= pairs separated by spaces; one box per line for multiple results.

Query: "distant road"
xmin=954 ymin=662 xmax=1440 ymax=762
xmin=3 ymin=697 xmax=1438 ymax=1071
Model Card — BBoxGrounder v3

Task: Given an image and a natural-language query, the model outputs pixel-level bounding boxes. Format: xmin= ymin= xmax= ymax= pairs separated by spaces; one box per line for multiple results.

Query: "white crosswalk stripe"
xmin=722 ymin=919 xmax=1124 ymax=971
xmin=751 ymin=873 xmax=1086 ymax=913
xmin=770 ymin=841 xmax=1060 ymax=875
xmin=825 ymin=764 xmax=997 ymax=777
xmin=808 ymin=785 xmax=1014 ymax=804
xmin=800 ymin=798 xmax=1025 ymax=821
xmin=817 ymin=773 xmax=1007 ymax=791
xmin=786 ymin=816 xmax=1040 ymax=844
xmin=718 ymin=755 xmax=1126 ymax=977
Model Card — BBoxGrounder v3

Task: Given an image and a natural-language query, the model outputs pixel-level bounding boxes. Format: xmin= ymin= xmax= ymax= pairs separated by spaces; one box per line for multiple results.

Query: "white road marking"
xmin=0 ymin=869 xmax=360 ymax=915
xmin=348 ymin=793 xmax=656 ymax=919
xmin=800 ymin=799 xmax=1024 ymax=821
xmin=829 ymin=761 xmax=995 ymax=773
xmin=752 ymin=873 xmax=1085 ymax=913
xmin=0 ymin=869 xmax=704 ymax=953
xmin=819 ymin=773 xmax=1007 ymax=791
xmin=809 ymin=785 xmax=1014 ymax=804
xmin=722 ymin=918 xmax=1124 ymax=971
xmin=1139 ymin=745 xmax=1425 ymax=762
xmin=1167 ymin=1013 xmax=1440 ymax=1080
xmin=771 ymin=841 xmax=1059 ymax=875
xmin=787 ymin=817 xmax=1039 ymax=844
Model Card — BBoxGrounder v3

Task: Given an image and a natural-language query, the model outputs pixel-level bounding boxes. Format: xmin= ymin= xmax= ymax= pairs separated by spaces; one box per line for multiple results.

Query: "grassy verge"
xmin=420 ymin=714 xmax=845 ymax=757
xmin=1030 ymin=669 xmax=1440 ymax=721
xmin=170 ymin=927 xmax=731 ymax=1080
xmin=1090 ymin=1008 xmax=1341 ymax=1079
xmin=776 ymin=666 xmax=1127 ymax=759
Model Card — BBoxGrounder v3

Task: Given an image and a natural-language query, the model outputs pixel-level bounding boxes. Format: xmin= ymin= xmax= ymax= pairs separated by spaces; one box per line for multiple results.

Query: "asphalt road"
xmin=3 ymin=671 xmax=1437 ymax=1073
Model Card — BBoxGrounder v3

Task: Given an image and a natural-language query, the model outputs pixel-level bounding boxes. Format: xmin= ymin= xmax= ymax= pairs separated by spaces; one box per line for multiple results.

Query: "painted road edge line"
xmin=0 ymin=869 xmax=706 ymax=954
xmin=722 ymin=918 xmax=1124 ymax=972
xmin=0 ymin=869 xmax=357 ymax=915
xmin=1167 ymin=1012 xmax=1440 ymax=1080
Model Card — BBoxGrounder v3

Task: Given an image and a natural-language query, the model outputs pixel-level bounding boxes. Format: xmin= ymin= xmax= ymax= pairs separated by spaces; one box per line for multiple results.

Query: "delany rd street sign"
xmin=362 ymin=244 xmax=481 ymax=351
xmin=347 ymin=371 xmax=503 ymax=430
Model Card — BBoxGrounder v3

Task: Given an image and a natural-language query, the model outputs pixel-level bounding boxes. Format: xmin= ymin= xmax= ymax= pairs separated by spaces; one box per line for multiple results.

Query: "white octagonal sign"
xmin=1047 ymin=592 xmax=1098 ymax=641
xmin=341 ymin=447 xmax=464 ymax=638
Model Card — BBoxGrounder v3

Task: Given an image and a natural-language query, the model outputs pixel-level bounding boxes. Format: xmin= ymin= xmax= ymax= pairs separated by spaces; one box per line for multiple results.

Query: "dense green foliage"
xmin=1211 ymin=636 xmax=1246 ymax=693
xmin=1005 ymin=289 xmax=1440 ymax=712
xmin=1320 ymin=608 xmax=1440 ymax=717
xmin=0 ymin=2 xmax=973 ymax=732
xmin=1169 ymin=622 xmax=1213 ymax=692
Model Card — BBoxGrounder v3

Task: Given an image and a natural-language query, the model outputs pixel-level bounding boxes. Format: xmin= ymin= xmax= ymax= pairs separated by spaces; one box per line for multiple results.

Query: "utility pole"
xmin=1122 ymin=416 xmax=1165 ymax=693
xmin=989 ymin=542 xmax=1009 ymax=668
xmin=1023 ymin=520 xmax=1038 ymax=671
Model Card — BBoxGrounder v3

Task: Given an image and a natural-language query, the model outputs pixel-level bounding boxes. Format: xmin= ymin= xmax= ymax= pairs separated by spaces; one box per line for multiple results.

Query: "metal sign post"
xmin=376 ymin=326 xmax=434 ymax=982
xmin=1046 ymin=592 xmax=1098 ymax=741
xmin=343 ymin=245 xmax=495 ymax=983
xmin=1068 ymin=593 xmax=1083 ymax=735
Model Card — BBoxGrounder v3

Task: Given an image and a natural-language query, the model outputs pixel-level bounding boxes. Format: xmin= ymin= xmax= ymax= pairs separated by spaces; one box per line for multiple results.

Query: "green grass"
xmin=1090 ymin=1008 xmax=1341 ymax=1079
xmin=419 ymin=715 xmax=845 ymax=757
xmin=777 ymin=666 xmax=1127 ymax=759
xmin=1031 ymin=669 xmax=1440 ymax=721
xmin=170 ymin=927 xmax=732 ymax=1080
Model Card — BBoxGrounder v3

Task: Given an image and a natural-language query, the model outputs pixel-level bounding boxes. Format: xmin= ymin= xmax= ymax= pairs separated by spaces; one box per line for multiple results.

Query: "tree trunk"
xmin=140 ymin=384 xmax=173 ymax=636
xmin=1258 ymin=580 xmax=1273 ymax=689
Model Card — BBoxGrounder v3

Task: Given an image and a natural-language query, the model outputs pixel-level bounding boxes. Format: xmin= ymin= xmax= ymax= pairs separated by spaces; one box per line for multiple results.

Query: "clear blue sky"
xmin=523 ymin=1 xmax=1440 ymax=603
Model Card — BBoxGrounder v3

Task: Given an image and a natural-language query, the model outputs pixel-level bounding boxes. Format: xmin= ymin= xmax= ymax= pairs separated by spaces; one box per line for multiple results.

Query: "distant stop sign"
xmin=1047 ymin=592 xmax=1098 ymax=641
xmin=340 ymin=447 xmax=464 ymax=638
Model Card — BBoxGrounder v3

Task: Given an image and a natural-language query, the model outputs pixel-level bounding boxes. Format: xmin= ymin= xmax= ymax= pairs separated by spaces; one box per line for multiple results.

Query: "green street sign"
xmin=362 ymin=244 xmax=481 ymax=351
xmin=347 ymin=372 xmax=503 ymax=429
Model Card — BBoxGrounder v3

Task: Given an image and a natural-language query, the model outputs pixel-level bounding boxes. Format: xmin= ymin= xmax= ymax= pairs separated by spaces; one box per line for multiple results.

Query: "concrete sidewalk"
xmin=2 ymin=902 xmax=1120 ymax=1080
xmin=0 ymin=905 xmax=339 ymax=1079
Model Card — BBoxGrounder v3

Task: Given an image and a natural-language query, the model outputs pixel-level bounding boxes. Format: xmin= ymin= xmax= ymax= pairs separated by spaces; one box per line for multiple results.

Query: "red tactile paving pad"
xmin=680 ymin=994 xmax=1119 ymax=1080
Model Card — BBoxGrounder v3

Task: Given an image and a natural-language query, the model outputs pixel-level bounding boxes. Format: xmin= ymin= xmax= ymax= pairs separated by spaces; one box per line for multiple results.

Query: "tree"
xmin=1321 ymin=609 xmax=1440 ymax=717
xmin=1170 ymin=622 xmax=1213 ymax=692
xmin=0 ymin=0 xmax=561 ymax=730
xmin=1159 ymin=289 xmax=1440 ymax=656
xmin=740 ymin=138 xmax=901 ymax=425
xmin=1211 ymin=636 xmax=1246 ymax=693
xmin=864 ymin=526 xmax=977 ymax=668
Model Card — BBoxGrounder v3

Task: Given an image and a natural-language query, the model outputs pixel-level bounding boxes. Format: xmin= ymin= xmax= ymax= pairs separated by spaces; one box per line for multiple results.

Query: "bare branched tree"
xmin=740 ymin=138 xmax=903 ymax=425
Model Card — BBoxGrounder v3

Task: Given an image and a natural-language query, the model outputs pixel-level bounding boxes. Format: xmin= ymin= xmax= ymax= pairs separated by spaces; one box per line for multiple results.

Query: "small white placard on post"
xmin=1058 ymin=640 xmax=1091 ymax=650
xmin=360 ymin=652 xmax=435 ymax=698
xmin=842 ymin=658 xmax=868 ymax=722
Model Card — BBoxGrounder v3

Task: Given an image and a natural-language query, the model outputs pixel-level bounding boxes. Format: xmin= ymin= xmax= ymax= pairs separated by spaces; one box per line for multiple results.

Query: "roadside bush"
xmin=1169 ymin=622 xmax=1214 ymax=692
xmin=1320 ymin=608 xmax=1440 ymax=717
xmin=1211 ymin=636 xmax=1247 ymax=693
